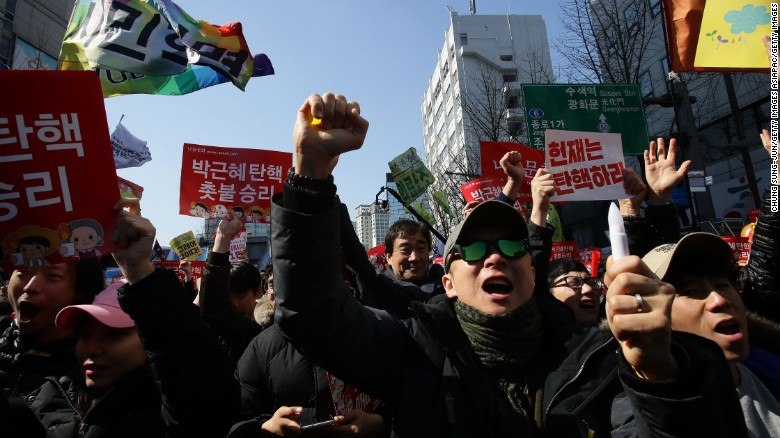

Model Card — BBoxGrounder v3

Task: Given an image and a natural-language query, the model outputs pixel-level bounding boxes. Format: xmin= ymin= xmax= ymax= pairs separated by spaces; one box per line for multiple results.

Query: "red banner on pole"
xmin=153 ymin=260 xmax=205 ymax=284
xmin=179 ymin=144 xmax=291 ymax=223
xmin=550 ymin=241 xmax=578 ymax=261
xmin=720 ymin=235 xmax=751 ymax=267
xmin=480 ymin=141 xmax=545 ymax=202
xmin=460 ymin=177 xmax=529 ymax=216
xmin=367 ymin=244 xmax=388 ymax=275
xmin=0 ymin=71 xmax=121 ymax=269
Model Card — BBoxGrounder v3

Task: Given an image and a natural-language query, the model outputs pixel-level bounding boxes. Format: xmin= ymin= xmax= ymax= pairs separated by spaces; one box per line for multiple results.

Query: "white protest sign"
xmin=545 ymin=130 xmax=627 ymax=202
xmin=228 ymin=230 xmax=248 ymax=263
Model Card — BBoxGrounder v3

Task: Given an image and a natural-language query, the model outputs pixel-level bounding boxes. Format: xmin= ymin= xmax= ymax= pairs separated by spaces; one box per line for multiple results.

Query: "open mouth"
xmin=579 ymin=300 xmax=596 ymax=310
xmin=714 ymin=320 xmax=741 ymax=336
xmin=17 ymin=301 xmax=40 ymax=323
xmin=482 ymin=278 xmax=513 ymax=295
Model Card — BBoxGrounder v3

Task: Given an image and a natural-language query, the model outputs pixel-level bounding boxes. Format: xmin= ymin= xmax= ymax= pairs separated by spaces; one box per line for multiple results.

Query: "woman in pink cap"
xmin=21 ymin=199 xmax=238 ymax=437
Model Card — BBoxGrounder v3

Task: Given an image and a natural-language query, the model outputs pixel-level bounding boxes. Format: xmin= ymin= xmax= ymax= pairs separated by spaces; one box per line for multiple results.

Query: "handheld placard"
xmin=608 ymin=203 xmax=629 ymax=261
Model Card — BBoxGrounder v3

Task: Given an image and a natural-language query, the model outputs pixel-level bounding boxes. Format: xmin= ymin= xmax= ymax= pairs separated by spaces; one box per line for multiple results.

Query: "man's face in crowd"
xmin=443 ymin=227 xmax=535 ymax=316
xmin=386 ymin=232 xmax=430 ymax=283
xmin=670 ymin=273 xmax=749 ymax=362
xmin=76 ymin=317 xmax=147 ymax=391
xmin=550 ymin=270 xmax=601 ymax=325
xmin=231 ymin=288 xmax=260 ymax=318
xmin=8 ymin=263 xmax=76 ymax=343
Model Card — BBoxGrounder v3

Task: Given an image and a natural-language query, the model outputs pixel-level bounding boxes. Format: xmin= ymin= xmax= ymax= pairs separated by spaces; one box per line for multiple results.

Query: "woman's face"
xmin=76 ymin=317 xmax=147 ymax=391
xmin=8 ymin=263 xmax=76 ymax=343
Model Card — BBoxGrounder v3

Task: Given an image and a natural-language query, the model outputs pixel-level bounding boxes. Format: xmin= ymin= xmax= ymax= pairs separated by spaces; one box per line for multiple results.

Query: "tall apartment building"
xmin=354 ymin=204 xmax=372 ymax=249
xmin=1 ymin=0 xmax=73 ymax=70
xmin=354 ymin=203 xmax=390 ymax=249
xmin=421 ymin=11 xmax=553 ymax=230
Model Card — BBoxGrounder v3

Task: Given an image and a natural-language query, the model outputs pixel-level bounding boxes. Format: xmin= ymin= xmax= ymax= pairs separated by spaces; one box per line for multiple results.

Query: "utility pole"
xmin=723 ymin=73 xmax=762 ymax=208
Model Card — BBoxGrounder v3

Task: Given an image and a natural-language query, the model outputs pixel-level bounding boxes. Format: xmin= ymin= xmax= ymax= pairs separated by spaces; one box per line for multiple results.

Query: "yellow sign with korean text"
xmin=694 ymin=1 xmax=771 ymax=69
xmin=169 ymin=231 xmax=203 ymax=262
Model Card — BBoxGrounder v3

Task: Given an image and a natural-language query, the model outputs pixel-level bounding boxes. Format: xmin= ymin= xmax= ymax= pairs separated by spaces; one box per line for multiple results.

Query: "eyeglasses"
xmin=453 ymin=239 xmax=530 ymax=264
xmin=550 ymin=276 xmax=604 ymax=291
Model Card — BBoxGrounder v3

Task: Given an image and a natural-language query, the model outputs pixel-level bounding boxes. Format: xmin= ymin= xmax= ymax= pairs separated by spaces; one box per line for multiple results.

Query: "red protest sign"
xmin=180 ymin=143 xmax=291 ymax=223
xmin=720 ymin=235 xmax=751 ymax=267
xmin=480 ymin=141 xmax=545 ymax=202
xmin=153 ymin=260 xmax=205 ymax=284
xmin=367 ymin=244 xmax=388 ymax=275
xmin=748 ymin=209 xmax=760 ymax=224
xmin=460 ymin=177 xmax=529 ymax=216
xmin=0 ymin=71 xmax=120 ymax=269
xmin=545 ymin=130 xmax=626 ymax=202
xmin=118 ymin=176 xmax=144 ymax=200
xmin=551 ymin=241 xmax=578 ymax=261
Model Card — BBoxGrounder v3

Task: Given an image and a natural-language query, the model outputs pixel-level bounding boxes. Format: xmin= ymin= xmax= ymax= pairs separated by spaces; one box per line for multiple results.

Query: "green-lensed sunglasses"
xmin=452 ymin=238 xmax=530 ymax=264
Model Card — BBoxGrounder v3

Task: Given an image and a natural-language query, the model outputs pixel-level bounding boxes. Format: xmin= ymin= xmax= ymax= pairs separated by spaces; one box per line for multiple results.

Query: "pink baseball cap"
xmin=56 ymin=280 xmax=135 ymax=329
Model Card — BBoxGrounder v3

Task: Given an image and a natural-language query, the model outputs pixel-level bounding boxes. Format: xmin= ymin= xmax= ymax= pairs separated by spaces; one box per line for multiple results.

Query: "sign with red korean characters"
xmin=153 ymin=260 xmax=205 ymax=284
xmin=748 ymin=209 xmax=760 ymax=224
xmin=480 ymin=141 xmax=545 ymax=203
xmin=460 ymin=177 xmax=529 ymax=215
xmin=0 ymin=71 xmax=120 ymax=269
xmin=721 ymin=235 xmax=751 ymax=267
xmin=545 ymin=130 xmax=627 ymax=202
xmin=228 ymin=229 xmax=248 ymax=263
xmin=179 ymin=143 xmax=291 ymax=224
xmin=551 ymin=241 xmax=578 ymax=260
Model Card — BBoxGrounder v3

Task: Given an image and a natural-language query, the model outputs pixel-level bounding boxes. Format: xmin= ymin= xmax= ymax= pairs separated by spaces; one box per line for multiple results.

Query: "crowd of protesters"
xmin=0 ymin=92 xmax=778 ymax=438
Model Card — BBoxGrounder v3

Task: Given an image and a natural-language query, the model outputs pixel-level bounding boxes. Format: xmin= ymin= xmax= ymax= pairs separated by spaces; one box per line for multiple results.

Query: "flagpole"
xmin=118 ymin=114 xmax=125 ymax=125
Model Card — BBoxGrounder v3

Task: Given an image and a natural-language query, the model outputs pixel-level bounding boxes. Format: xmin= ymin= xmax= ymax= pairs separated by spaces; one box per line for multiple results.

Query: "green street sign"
xmin=521 ymin=84 xmax=649 ymax=155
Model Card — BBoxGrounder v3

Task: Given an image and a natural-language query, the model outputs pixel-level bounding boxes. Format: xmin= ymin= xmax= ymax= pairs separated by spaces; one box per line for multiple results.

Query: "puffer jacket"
xmin=0 ymin=316 xmax=78 ymax=398
xmin=27 ymin=268 xmax=239 ymax=437
xmin=745 ymin=187 xmax=780 ymax=322
xmin=271 ymin=180 xmax=747 ymax=437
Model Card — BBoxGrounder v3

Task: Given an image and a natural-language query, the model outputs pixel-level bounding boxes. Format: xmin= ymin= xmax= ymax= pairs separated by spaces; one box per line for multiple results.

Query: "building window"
xmin=639 ymin=70 xmax=654 ymax=97
xmin=460 ymin=33 xmax=468 ymax=45
xmin=499 ymin=54 xmax=513 ymax=61
xmin=507 ymin=96 xmax=520 ymax=109
xmin=503 ymin=72 xmax=517 ymax=83
xmin=441 ymin=61 xmax=449 ymax=76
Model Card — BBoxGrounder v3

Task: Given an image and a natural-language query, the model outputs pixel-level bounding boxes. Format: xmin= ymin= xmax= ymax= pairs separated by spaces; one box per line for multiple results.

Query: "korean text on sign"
xmin=388 ymin=147 xmax=435 ymax=204
xmin=180 ymin=143 xmax=292 ymax=224
xmin=0 ymin=71 xmax=120 ymax=269
xmin=544 ymin=130 xmax=627 ymax=202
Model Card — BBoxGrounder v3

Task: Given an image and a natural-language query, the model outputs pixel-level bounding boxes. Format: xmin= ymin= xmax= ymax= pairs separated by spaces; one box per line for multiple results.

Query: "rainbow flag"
xmin=59 ymin=0 xmax=274 ymax=97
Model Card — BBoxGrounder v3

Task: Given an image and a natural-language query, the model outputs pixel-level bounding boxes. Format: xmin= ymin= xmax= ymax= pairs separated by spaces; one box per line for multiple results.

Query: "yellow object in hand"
xmin=311 ymin=117 xmax=322 ymax=126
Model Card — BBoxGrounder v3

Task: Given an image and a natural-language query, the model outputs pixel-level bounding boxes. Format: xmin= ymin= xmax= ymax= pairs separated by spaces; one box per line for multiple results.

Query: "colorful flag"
xmin=117 ymin=176 xmax=144 ymax=200
xmin=59 ymin=0 xmax=274 ymax=97
xmin=0 ymin=71 xmax=121 ymax=269
xmin=112 ymin=122 xmax=151 ymax=169
xmin=152 ymin=239 xmax=165 ymax=261
xmin=388 ymin=148 xmax=435 ymax=204
xmin=663 ymin=0 xmax=770 ymax=72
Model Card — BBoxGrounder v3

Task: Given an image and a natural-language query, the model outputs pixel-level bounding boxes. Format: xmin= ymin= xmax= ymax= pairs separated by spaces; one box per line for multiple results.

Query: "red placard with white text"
xmin=545 ymin=130 xmax=627 ymax=202
xmin=0 ymin=71 xmax=120 ymax=269
xmin=180 ymin=143 xmax=291 ymax=223
xmin=748 ymin=209 xmax=760 ymax=224
xmin=460 ymin=177 xmax=529 ymax=216
xmin=551 ymin=241 xmax=578 ymax=260
xmin=153 ymin=260 xmax=205 ymax=283
xmin=367 ymin=244 xmax=388 ymax=274
xmin=480 ymin=141 xmax=545 ymax=203
xmin=720 ymin=235 xmax=751 ymax=267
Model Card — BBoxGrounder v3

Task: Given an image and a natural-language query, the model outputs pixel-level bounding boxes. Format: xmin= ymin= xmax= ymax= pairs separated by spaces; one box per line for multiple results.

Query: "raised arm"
xmin=273 ymin=93 xmax=409 ymax=400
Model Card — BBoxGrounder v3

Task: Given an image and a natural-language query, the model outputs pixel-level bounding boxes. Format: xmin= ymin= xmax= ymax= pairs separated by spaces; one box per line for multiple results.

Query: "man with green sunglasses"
xmin=270 ymin=92 xmax=745 ymax=437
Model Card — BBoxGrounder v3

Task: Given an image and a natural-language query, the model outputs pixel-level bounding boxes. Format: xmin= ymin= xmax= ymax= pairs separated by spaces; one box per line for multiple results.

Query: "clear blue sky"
xmin=105 ymin=0 xmax=564 ymax=243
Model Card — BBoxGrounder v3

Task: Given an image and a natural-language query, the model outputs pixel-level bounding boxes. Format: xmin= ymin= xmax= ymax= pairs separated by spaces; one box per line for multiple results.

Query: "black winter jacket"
xmin=271 ymin=183 xmax=747 ymax=437
xmin=0 ymin=316 xmax=79 ymax=398
xmin=27 ymin=269 xmax=239 ymax=438
xmin=745 ymin=187 xmax=780 ymax=322
xmin=623 ymin=203 xmax=682 ymax=258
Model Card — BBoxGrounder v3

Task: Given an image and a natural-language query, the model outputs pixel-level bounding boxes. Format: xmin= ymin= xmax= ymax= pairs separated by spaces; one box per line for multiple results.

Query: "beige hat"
xmin=642 ymin=232 xmax=734 ymax=281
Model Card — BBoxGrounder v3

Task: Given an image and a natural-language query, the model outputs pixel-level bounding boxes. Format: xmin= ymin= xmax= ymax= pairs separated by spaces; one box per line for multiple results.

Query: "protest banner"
xmin=179 ymin=143 xmax=291 ymax=223
xmin=522 ymin=84 xmax=649 ymax=155
xmin=169 ymin=231 xmax=203 ymax=261
xmin=388 ymin=148 xmax=435 ymax=204
xmin=59 ymin=0 xmax=274 ymax=97
xmin=153 ymin=260 xmax=205 ymax=284
xmin=367 ymin=244 xmax=388 ymax=275
xmin=545 ymin=130 xmax=627 ymax=202
xmin=551 ymin=241 xmax=578 ymax=261
xmin=578 ymin=247 xmax=603 ymax=276
xmin=118 ymin=176 xmax=144 ymax=200
xmin=112 ymin=121 xmax=151 ymax=169
xmin=460 ymin=177 xmax=528 ymax=216
xmin=663 ymin=0 xmax=770 ymax=72
xmin=326 ymin=372 xmax=384 ymax=415
xmin=721 ymin=235 xmax=751 ymax=266
xmin=748 ymin=208 xmax=761 ymax=223
xmin=228 ymin=229 xmax=248 ymax=263
xmin=0 ymin=71 xmax=120 ymax=268
xmin=479 ymin=141 xmax=545 ymax=203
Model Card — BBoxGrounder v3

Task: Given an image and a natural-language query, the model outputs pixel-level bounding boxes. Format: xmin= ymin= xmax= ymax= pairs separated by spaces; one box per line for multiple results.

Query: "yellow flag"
xmin=694 ymin=1 xmax=771 ymax=69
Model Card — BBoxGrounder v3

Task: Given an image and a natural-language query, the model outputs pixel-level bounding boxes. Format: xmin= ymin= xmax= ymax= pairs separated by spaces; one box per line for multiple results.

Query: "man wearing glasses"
xmin=270 ymin=93 xmax=746 ymax=436
xmin=547 ymin=259 xmax=604 ymax=326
